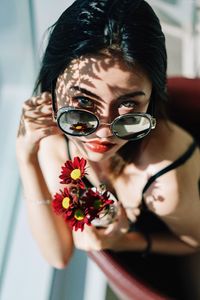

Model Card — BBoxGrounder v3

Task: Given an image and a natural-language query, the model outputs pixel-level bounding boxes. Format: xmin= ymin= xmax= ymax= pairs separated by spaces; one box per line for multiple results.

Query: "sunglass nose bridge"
xmin=100 ymin=122 xmax=112 ymax=126
xmin=94 ymin=123 xmax=113 ymax=138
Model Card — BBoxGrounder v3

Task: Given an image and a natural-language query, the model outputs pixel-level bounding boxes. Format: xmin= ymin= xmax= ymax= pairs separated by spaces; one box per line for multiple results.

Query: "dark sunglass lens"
xmin=112 ymin=115 xmax=151 ymax=140
xmin=58 ymin=110 xmax=98 ymax=136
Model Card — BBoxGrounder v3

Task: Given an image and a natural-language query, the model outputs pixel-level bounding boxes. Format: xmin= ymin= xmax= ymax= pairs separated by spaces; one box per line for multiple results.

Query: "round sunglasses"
xmin=56 ymin=107 xmax=156 ymax=140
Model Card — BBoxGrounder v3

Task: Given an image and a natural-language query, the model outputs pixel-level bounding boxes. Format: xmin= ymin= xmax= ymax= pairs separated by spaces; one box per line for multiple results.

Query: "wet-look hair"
xmin=34 ymin=0 xmax=169 ymax=176
xmin=35 ymin=0 xmax=168 ymax=116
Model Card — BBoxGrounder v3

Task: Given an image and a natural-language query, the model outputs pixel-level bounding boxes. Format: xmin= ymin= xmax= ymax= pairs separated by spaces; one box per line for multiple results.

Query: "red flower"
xmin=63 ymin=206 xmax=92 ymax=231
xmin=52 ymin=187 xmax=76 ymax=216
xmin=82 ymin=188 xmax=114 ymax=215
xmin=52 ymin=187 xmax=115 ymax=231
xmin=52 ymin=156 xmax=116 ymax=231
xmin=59 ymin=157 xmax=87 ymax=189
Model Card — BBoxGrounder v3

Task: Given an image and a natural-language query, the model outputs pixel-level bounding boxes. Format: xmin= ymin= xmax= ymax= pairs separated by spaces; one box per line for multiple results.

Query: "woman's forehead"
xmin=57 ymin=51 xmax=144 ymax=83
xmin=56 ymin=53 xmax=148 ymax=89
xmin=55 ymin=52 xmax=151 ymax=106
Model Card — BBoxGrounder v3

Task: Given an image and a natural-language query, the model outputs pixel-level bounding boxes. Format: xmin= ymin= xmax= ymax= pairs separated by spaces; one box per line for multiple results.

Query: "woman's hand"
xmin=16 ymin=92 xmax=60 ymax=163
xmin=72 ymin=203 xmax=130 ymax=251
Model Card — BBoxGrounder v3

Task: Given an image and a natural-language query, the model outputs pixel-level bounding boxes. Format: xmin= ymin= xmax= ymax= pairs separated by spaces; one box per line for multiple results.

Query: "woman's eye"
xmin=75 ymin=97 xmax=94 ymax=108
xmin=119 ymin=101 xmax=136 ymax=109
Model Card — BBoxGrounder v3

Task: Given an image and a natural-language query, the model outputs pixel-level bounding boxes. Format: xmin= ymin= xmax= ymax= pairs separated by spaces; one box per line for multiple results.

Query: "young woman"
xmin=16 ymin=0 xmax=200 ymax=270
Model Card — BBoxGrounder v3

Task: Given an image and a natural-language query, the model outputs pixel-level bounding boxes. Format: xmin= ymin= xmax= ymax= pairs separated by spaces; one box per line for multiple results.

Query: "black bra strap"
xmin=142 ymin=141 xmax=197 ymax=194
xmin=65 ymin=136 xmax=72 ymax=160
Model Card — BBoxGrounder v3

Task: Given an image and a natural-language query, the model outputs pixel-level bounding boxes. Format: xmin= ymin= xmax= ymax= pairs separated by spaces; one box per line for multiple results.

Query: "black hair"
xmin=35 ymin=0 xmax=168 ymax=118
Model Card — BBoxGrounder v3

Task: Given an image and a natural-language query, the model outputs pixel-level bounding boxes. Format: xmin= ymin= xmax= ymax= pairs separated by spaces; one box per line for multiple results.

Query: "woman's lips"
xmin=84 ymin=141 xmax=116 ymax=153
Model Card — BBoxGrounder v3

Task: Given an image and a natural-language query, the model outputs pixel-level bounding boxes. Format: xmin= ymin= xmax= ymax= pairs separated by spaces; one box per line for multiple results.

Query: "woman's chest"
xmin=108 ymin=163 xmax=181 ymax=221
xmin=112 ymin=174 xmax=147 ymax=222
xmin=113 ymin=172 xmax=147 ymax=208
xmin=86 ymin=159 xmax=182 ymax=221
xmin=85 ymin=163 xmax=148 ymax=218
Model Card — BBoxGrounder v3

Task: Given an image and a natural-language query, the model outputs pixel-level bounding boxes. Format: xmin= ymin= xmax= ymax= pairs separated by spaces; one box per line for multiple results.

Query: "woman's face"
xmin=55 ymin=51 xmax=152 ymax=162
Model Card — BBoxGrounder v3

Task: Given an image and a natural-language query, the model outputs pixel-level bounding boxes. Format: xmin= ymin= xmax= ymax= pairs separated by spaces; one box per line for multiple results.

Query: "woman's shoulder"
xmin=38 ymin=134 xmax=69 ymax=194
xmin=147 ymin=120 xmax=198 ymax=163
xmin=151 ymin=124 xmax=200 ymax=244
xmin=138 ymin=120 xmax=199 ymax=215
xmin=161 ymin=121 xmax=199 ymax=171
xmin=170 ymin=121 xmax=200 ymax=161
xmin=166 ymin=120 xmax=196 ymax=143
xmin=147 ymin=119 xmax=200 ymax=188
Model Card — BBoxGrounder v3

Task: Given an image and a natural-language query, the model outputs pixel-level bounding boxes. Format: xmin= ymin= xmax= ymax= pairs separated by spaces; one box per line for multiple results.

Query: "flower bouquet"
xmin=52 ymin=157 xmax=118 ymax=231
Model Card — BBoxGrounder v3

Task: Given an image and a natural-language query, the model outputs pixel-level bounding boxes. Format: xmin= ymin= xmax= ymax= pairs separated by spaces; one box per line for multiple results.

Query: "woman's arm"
xmin=18 ymin=157 xmax=73 ymax=268
xmin=16 ymin=93 xmax=73 ymax=269
xmin=113 ymin=230 xmax=200 ymax=255
xmin=72 ymin=204 xmax=200 ymax=255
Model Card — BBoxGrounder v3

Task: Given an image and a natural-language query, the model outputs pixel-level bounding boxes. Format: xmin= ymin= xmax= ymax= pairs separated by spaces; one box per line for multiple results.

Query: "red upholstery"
xmin=89 ymin=77 xmax=200 ymax=300
xmin=167 ymin=77 xmax=200 ymax=142
xmin=89 ymin=251 xmax=169 ymax=300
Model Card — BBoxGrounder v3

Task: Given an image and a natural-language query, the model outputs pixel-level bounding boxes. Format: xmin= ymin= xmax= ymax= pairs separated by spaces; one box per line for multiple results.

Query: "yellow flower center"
xmin=62 ymin=197 xmax=70 ymax=209
xmin=70 ymin=168 xmax=81 ymax=180
xmin=74 ymin=209 xmax=84 ymax=221
xmin=75 ymin=125 xmax=82 ymax=130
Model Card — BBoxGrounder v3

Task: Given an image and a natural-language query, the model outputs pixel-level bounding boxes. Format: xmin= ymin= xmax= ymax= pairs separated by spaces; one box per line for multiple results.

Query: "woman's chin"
xmin=82 ymin=151 xmax=113 ymax=162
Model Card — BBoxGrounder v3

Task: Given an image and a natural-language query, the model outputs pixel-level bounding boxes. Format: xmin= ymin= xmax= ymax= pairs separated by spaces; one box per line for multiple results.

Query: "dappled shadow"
xmin=55 ymin=50 xmax=137 ymax=117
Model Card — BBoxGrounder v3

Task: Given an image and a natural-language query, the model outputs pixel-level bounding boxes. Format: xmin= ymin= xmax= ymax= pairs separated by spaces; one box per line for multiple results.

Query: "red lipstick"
xmin=84 ymin=140 xmax=116 ymax=153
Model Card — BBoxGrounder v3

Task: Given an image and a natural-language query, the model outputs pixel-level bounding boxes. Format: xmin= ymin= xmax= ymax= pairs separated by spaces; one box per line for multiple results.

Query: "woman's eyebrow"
xmin=70 ymin=85 xmax=146 ymax=99
xmin=118 ymin=91 xmax=146 ymax=99
xmin=70 ymin=85 xmax=101 ymax=99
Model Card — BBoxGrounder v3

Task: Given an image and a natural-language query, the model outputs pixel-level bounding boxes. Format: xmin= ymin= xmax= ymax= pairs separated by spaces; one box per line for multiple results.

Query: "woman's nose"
xmin=95 ymin=123 xmax=113 ymax=138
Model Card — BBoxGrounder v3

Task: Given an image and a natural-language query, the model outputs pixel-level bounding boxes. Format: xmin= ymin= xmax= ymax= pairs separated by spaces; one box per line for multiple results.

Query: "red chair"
xmin=167 ymin=77 xmax=200 ymax=143
xmin=89 ymin=77 xmax=200 ymax=300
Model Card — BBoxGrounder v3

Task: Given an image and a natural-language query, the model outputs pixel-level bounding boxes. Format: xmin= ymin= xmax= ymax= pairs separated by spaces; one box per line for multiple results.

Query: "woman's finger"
xmin=24 ymin=117 xmax=54 ymax=126
xmin=23 ymin=104 xmax=52 ymax=117
xmin=84 ymin=224 xmax=100 ymax=236
xmin=23 ymin=93 xmax=52 ymax=110
xmin=40 ymin=92 xmax=52 ymax=102
xmin=24 ymin=121 xmax=60 ymax=134
xmin=31 ymin=126 xmax=61 ymax=143
xmin=102 ymin=204 xmax=129 ymax=235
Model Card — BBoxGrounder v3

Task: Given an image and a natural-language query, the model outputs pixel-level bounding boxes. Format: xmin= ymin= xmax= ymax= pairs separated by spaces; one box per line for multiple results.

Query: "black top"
xmin=66 ymin=138 xmax=198 ymax=234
